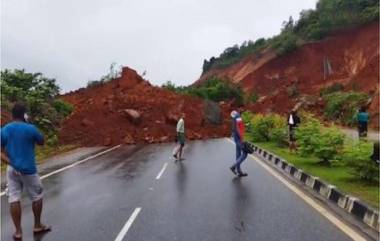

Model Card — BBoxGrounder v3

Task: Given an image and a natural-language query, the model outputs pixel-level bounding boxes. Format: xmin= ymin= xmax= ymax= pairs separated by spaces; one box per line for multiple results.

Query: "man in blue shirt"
xmin=1 ymin=103 xmax=51 ymax=240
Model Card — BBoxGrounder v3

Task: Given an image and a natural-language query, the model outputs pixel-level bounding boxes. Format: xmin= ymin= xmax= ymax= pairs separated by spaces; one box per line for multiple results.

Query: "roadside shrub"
xmin=241 ymin=111 xmax=254 ymax=136
xmin=323 ymin=91 xmax=369 ymax=126
xmin=314 ymin=127 xmax=345 ymax=164
xmin=269 ymin=127 xmax=288 ymax=147
xmin=295 ymin=118 xmax=322 ymax=156
xmin=249 ymin=114 xmax=286 ymax=142
xmin=341 ymin=141 xmax=379 ymax=182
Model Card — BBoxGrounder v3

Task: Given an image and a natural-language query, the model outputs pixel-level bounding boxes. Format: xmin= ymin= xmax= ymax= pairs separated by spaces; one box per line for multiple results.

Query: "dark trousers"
xmin=232 ymin=143 xmax=248 ymax=173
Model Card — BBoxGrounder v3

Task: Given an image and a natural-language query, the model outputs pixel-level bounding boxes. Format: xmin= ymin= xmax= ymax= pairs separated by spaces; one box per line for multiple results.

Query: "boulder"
xmin=123 ymin=134 xmax=135 ymax=145
xmin=203 ymin=100 xmax=222 ymax=125
xmin=159 ymin=136 xmax=169 ymax=142
xmin=81 ymin=118 xmax=94 ymax=127
xmin=123 ymin=109 xmax=141 ymax=125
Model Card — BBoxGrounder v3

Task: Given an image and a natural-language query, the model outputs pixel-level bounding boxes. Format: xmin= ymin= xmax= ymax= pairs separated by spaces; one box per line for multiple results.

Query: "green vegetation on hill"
xmin=202 ymin=0 xmax=379 ymax=73
xmin=322 ymin=91 xmax=369 ymax=126
xmin=0 ymin=69 xmax=73 ymax=145
xmin=162 ymin=77 xmax=245 ymax=105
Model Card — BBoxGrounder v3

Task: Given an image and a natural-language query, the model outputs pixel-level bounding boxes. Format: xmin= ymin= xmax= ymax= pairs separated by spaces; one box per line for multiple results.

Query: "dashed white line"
xmin=0 ymin=145 xmax=122 ymax=197
xmin=114 ymin=207 xmax=142 ymax=241
xmin=225 ymin=138 xmax=366 ymax=241
xmin=156 ymin=162 xmax=168 ymax=180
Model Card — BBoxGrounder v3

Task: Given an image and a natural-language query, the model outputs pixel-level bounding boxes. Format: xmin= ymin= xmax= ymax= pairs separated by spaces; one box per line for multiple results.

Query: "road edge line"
xmin=225 ymin=138 xmax=367 ymax=241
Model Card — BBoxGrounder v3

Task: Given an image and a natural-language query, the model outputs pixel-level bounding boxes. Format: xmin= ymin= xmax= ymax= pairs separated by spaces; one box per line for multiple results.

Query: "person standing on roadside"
xmin=288 ymin=110 xmax=301 ymax=153
xmin=230 ymin=110 xmax=248 ymax=177
xmin=1 ymin=103 xmax=51 ymax=240
xmin=357 ymin=106 xmax=369 ymax=138
xmin=173 ymin=113 xmax=186 ymax=161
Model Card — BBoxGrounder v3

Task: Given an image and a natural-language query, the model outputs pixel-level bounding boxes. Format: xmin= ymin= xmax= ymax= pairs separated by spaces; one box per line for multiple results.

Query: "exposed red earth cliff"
xmin=59 ymin=67 xmax=233 ymax=146
xmin=197 ymin=21 xmax=379 ymax=129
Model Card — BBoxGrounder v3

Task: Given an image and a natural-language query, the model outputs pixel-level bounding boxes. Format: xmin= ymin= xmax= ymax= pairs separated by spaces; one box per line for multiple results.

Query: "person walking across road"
xmin=357 ymin=106 xmax=369 ymax=138
xmin=173 ymin=113 xmax=186 ymax=161
xmin=230 ymin=110 xmax=248 ymax=177
xmin=1 ymin=103 xmax=51 ymax=240
xmin=288 ymin=110 xmax=301 ymax=153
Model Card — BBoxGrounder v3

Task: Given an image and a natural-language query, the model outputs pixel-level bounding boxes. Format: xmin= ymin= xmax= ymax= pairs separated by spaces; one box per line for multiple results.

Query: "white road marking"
xmin=225 ymin=138 xmax=367 ymax=241
xmin=114 ymin=207 xmax=141 ymax=241
xmin=0 ymin=145 xmax=121 ymax=197
xmin=156 ymin=162 xmax=168 ymax=180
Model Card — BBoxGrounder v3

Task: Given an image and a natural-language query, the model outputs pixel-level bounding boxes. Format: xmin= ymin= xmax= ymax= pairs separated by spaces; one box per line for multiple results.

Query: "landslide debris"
xmin=59 ymin=67 xmax=232 ymax=146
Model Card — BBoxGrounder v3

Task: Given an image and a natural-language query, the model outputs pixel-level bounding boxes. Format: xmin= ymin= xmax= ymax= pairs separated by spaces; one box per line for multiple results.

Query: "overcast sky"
xmin=1 ymin=0 xmax=317 ymax=93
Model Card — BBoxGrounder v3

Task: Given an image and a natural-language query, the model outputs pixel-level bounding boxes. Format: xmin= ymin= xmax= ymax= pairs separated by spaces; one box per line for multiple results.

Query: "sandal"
xmin=13 ymin=233 xmax=22 ymax=240
xmin=33 ymin=225 xmax=51 ymax=234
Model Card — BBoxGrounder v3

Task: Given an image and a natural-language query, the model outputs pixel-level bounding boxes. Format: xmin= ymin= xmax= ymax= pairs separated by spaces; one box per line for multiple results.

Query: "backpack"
xmin=242 ymin=141 xmax=254 ymax=154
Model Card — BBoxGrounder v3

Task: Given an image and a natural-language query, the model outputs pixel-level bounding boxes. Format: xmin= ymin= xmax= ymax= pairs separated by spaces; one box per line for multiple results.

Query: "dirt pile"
xmin=197 ymin=21 xmax=380 ymax=129
xmin=59 ymin=67 xmax=233 ymax=146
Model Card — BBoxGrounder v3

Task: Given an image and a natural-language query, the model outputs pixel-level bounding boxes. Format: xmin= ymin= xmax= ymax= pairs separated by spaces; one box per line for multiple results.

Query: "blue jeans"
xmin=231 ymin=143 xmax=247 ymax=174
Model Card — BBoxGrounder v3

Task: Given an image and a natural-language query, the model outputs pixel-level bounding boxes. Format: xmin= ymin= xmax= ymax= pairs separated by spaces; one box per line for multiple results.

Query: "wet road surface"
xmin=1 ymin=139 xmax=357 ymax=241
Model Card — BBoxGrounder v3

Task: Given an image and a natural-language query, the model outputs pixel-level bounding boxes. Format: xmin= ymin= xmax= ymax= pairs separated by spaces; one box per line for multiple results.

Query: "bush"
xmin=341 ymin=141 xmax=379 ymax=182
xmin=241 ymin=111 xmax=254 ymax=136
xmin=248 ymin=114 xmax=286 ymax=142
xmin=323 ymin=91 xmax=369 ymax=126
xmin=272 ymin=32 xmax=298 ymax=56
xmin=53 ymin=99 xmax=74 ymax=117
xmin=249 ymin=90 xmax=259 ymax=103
xmin=296 ymin=118 xmax=322 ymax=156
xmin=320 ymin=83 xmax=344 ymax=96
xmin=269 ymin=127 xmax=288 ymax=147
xmin=163 ymin=77 xmax=245 ymax=105
xmin=296 ymin=117 xmax=345 ymax=164
xmin=287 ymin=84 xmax=299 ymax=98
xmin=314 ymin=127 xmax=345 ymax=164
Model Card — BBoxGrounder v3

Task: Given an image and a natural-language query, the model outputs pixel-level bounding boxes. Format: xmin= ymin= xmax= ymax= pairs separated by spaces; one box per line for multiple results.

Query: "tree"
xmin=1 ymin=69 xmax=73 ymax=142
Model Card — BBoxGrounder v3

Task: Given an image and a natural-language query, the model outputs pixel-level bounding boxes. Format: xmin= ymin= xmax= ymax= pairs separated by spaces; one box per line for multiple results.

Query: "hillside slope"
xmin=197 ymin=21 xmax=379 ymax=129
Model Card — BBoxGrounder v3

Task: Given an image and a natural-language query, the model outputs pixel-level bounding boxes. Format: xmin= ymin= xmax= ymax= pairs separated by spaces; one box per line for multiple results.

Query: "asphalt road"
xmin=1 ymin=139 xmax=359 ymax=241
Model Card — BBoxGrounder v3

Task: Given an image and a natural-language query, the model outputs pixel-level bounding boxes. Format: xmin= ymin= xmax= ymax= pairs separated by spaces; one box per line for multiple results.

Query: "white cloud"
xmin=1 ymin=0 xmax=317 ymax=92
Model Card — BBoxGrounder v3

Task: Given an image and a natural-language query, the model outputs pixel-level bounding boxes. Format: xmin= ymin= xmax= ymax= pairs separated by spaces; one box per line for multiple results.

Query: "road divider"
xmin=0 ymin=145 xmax=121 ymax=197
xmin=114 ymin=207 xmax=141 ymax=241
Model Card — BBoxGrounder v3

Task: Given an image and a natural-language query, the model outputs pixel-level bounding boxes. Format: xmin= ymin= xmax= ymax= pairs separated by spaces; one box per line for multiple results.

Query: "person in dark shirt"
xmin=357 ymin=106 xmax=369 ymax=138
xmin=1 ymin=103 xmax=51 ymax=240
xmin=287 ymin=110 xmax=301 ymax=153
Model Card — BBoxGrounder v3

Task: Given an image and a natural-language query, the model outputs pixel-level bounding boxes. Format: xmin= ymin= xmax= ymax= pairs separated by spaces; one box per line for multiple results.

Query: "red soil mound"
xmin=197 ymin=21 xmax=380 ymax=129
xmin=59 ymin=67 xmax=232 ymax=146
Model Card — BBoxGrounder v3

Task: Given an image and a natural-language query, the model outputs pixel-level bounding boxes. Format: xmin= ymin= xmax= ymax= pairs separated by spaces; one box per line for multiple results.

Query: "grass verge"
xmin=255 ymin=142 xmax=379 ymax=208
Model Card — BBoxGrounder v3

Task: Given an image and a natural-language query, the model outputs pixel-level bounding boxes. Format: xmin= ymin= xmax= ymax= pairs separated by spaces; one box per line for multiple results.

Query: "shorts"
xmin=6 ymin=166 xmax=43 ymax=203
xmin=177 ymin=132 xmax=185 ymax=146
xmin=289 ymin=127 xmax=296 ymax=142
